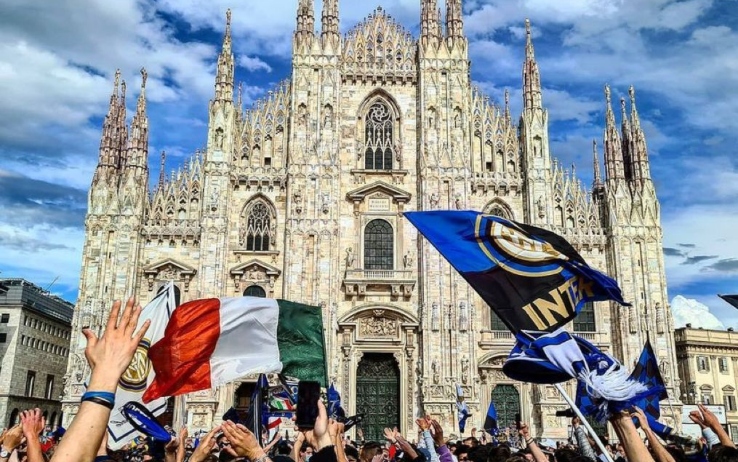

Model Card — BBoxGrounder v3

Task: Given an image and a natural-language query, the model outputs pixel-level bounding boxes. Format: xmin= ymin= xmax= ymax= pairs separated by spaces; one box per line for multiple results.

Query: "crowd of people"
xmin=2 ymin=298 xmax=738 ymax=462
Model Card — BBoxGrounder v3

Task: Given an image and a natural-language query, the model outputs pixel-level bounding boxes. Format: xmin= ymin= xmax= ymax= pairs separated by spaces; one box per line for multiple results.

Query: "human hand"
xmin=301 ymin=399 xmax=332 ymax=451
xmin=518 ymin=423 xmax=530 ymax=439
xmin=383 ymin=427 xmax=397 ymax=443
xmin=189 ymin=427 xmax=220 ymax=462
xmin=697 ymin=404 xmax=721 ymax=430
xmin=416 ymin=418 xmax=430 ymax=431
xmin=2 ymin=425 xmax=23 ymax=451
xmin=83 ymin=297 xmax=151 ymax=391
xmin=429 ymin=419 xmax=444 ymax=446
xmin=357 ymin=428 xmax=364 ymax=440
xmin=329 ymin=420 xmax=345 ymax=444
xmin=20 ymin=409 xmax=44 ymax=441
xmin=631 ymin=407 xmax=650 ymax=430
xmin=221 ymin=421 xmax=262 ymax=460
xmin=372 ymin=454 xmax=384 ymax=462
xmin=176 ymin=427 xmax=187 ymax=462
xmin=396 ymin=434 xmax=417 ymax=459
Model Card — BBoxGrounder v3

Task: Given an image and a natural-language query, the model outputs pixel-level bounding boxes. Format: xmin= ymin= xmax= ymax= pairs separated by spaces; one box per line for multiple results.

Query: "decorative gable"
xmin=230 ymin=259 xmax=281 ymax=291
xmin=346 ymin=181 xmax=411 ymax=216
xmin=143 ymin=259 xmax=197 ymax=291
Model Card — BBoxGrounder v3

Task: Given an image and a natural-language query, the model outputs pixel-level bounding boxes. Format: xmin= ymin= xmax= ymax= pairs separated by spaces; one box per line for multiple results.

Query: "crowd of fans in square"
xmin=2 ymin=299 xmax=736 ymax=462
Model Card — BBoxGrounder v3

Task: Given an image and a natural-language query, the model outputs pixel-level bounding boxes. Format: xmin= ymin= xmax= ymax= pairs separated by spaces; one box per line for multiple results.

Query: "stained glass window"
xmin=364 ymin=101 xmax=394 ymax=170
xmin=244 ymin=202 xmax=271 ymax=251
xmin=364 ymin=219 xmax=393 ymax=270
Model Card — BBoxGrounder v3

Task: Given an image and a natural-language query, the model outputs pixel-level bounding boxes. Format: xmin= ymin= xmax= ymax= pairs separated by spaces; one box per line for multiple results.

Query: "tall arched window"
xmin=242 ymin=201 xmax=273 ymax=251
xmin=573 ymin=302 xmax=596 ymax=332
xmin=244 ymin=285 xmax=266 ymax=298
xmin=364 ymin=101 xmax=394 ymax=170
xmin=364 ymin=219 xmax=394 ymax=270
xmin=490 ymin=312 xmax=507 ymax=331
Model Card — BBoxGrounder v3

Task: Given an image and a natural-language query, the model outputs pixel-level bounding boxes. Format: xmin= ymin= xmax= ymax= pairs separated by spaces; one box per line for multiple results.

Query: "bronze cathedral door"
xmin=356 ymin=353 xmax=400 ymax=441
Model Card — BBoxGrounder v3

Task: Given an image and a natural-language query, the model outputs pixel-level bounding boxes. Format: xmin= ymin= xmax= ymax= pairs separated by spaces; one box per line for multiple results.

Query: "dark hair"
xmin=487 ymin=445 xmax=511 ymax=462
xmin=664 ymin=445 xmax=687 ymax=462
xmin=708 ymin=445 xmax=738 ymax=462
xmin=468 ymin=445 xmax=491 ymax=462
xmin=345 ymin=445 xmax=360 ymax=461
xmin=276 ymin=442 xmax=293 ymax=455
xmin=360 ymin=441 xmax=384 ymax=462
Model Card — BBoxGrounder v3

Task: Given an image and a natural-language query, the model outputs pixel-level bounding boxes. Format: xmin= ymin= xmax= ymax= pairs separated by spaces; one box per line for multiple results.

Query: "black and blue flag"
xmin=483 ymin=401 xmax=499 ymax=435
xmin=404 ymin=211 xmax=629 ymax=333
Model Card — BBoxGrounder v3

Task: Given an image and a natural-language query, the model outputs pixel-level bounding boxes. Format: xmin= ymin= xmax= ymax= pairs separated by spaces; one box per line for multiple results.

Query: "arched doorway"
xmin=8 ymin=408 xmax=19 ymax=426
xmin=490 ymin=384 xmax=520 ymax=431
xmin=243 ymin=285 xmax=266 ymax=298
xmin=356 ymin=353 xmax=400 ymax=441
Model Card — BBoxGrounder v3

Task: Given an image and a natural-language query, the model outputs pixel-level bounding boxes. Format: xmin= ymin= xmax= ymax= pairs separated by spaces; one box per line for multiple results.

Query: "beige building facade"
xmin=0 ymin=279 xmax=73 ymax=427
xmin=675 ymin=327 xmax=738 ymax=442
xmin=62 ymin=0 xmax=680 ymax=440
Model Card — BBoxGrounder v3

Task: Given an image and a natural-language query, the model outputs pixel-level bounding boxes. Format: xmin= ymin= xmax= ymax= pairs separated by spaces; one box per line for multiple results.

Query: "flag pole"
xmin=554 ymin=384 xmax=614 ymax=462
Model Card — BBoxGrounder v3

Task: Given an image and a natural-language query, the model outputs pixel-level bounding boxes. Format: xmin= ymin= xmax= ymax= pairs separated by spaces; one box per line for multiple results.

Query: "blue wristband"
xmin=82 ymin=391 xmax=116 ymax=404
xmin=95 ymin=456 xmax=112 ymax=462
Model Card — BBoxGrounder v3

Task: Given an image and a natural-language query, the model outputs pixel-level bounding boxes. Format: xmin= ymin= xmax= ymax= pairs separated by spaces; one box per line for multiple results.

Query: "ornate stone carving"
xmin=431 ymin=302 xmax=440 ymax=331
xmin=429 ymin=192 xmax=439 ymax=209
xmin=403 ymin=252 xmax=414 ymax=269
xmin=461 ymin=357 xmax=469 ymax=384
xmin=459 ymin=301 xmax=469 ymax=332
xmin=359 ymin=315 xmax=398 ymax=337
xmin=432 ymin=360 xmax=440 ymax=384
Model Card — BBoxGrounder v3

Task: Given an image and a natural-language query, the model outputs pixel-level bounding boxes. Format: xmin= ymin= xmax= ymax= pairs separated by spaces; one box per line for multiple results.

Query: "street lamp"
xmin=688 ymin=381 xmax=697 ymax=405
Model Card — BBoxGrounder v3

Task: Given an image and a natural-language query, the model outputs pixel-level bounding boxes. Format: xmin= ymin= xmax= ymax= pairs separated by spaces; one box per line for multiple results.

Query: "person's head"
xmin=360 ymin=442 xmax=383 ymax=462
xmin=664 ymin=445 xmax=687 ymax=462
xmin=503 ymin=455 xmax=527 ymax=462
xmin=709 ymin=445 xmax=738 ymax=462
xmin=487 ymin=445 xmax=511 ymax=462
xmin=456 ymin=444 xmax=471 ymax=462
xmin=345 ymin=444 xmax=360 ymax=462
xmin=276 ymin=442 xmax=293 ymax=456
xmin=463 ymin=437 xmax=479 ymax=448
xmin=301 ymin=443 xmax=315 ymax=462
xmin=216 ymin=432 xmax=231 ymax=451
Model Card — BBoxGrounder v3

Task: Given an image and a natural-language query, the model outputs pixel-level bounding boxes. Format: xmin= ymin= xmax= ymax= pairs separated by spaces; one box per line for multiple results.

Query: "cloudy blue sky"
xmin=1 ymin=0 xmax=736 ymax=327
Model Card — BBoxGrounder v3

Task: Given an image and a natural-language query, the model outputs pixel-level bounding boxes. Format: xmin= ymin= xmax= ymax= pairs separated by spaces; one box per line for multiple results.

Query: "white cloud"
xmin=238 ymin=55 xmax=272 ymax=73
xmin=671 ymin=295 xmax=725 ymax=329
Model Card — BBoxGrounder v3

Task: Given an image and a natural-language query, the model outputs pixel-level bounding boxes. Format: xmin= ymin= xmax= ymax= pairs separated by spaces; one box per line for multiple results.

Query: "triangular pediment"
xmin=230 ymin=259 xmax=281 ymax=277
xmin=346 ymin=181 xmax=411 ymax=203
xmin=143 ymin=259 xmax=196 ymax=276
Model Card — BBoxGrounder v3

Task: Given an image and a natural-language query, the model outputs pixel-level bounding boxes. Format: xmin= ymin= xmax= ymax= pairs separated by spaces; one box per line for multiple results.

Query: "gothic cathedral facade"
xmin=62 ymin=0 xmax=680 ymax=439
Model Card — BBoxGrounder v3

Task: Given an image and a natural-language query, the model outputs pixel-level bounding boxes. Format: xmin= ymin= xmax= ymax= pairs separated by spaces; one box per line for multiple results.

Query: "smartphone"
xmin=515 ymin=413 xmax=521 ymax=430
xmin=295 ymin=381 xmax=321 ymax=429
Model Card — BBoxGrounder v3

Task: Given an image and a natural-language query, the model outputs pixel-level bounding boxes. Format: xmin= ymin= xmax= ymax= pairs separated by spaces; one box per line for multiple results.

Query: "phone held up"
xmin=295 ymin=381 xmax=322 ymax=430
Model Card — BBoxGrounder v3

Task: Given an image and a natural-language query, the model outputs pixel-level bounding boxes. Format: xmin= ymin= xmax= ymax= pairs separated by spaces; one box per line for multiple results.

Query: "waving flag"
xmin=719 ymin=294 xmax=738 ymax=310
xmin=456 ymin=384 xmax=471 ymax=433
xmin=483 ymin=401 xmax=499 ymax=435
xmin=404 ymin=211 xmax=628 ymax=333
xmin=143 ymin=298 xmax=326 ymax=402
xmin=328 ymin=383 xmax=345 ymax=420
xmin=107 ymin=283 xmax=177 ymax=450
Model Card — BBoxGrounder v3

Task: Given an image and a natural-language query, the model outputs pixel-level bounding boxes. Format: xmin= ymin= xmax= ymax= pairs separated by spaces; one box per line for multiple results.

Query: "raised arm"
xmin=609 ymin=411 xmax=655 ymax=462
xmin=632 ymin=407 xmax=675 ymax=462
xmin=51 ymin=298 xmax=151 ymax=462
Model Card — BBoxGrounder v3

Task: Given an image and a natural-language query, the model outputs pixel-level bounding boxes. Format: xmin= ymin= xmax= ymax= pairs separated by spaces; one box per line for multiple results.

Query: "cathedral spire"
xmin=445 ymin=0 xmax=464 ymax=44
xmin=629 ymin=85 xmax=651 ymax=182
xmin=321 ymin=0 xmax=339 ymax=46
xmin=593 ymin=139 xmax=604 ymax=192
xmin=504 ymin=89 xmax=511 ymax=125
xmin=125 ymin=68 xmax=149 ymax=171
xmin=215 ymin=9 xmax=234 ymax=103
xmin=620 ymin=96 xmax=634 ymax=180
xmin=420 ymin=0 xmax=440 ymax=49
xmin=295 ymin=0 xmax=315 ymax=47
xmin=603 ymin=84 xmax=625 ymax=181
xmin=115 ymin=79 xmax=128 ymax=170
xmin=158 ymin=150 xmax=167 ymax=189
xmin=522 ymin=19 xmax=543 ymax=111
xmin=94 ymin=70 xmax=124 ymax=184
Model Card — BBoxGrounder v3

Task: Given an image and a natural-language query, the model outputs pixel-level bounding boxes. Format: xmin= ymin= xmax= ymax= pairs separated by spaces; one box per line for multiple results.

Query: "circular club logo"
xmin=477 ymin=216 xmax=568 ymax=277
xmin=119 ymin=339 xmax=152 ymax=392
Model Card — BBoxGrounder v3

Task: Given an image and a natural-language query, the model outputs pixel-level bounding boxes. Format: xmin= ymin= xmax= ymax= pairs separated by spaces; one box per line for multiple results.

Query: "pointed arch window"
xmin=241 ymin=200 xmax=275 ymax=251
xmin=364 ymin=219 xmax=393 ymax=270
xmin=364 ymin=101 xmax=394 ymax=170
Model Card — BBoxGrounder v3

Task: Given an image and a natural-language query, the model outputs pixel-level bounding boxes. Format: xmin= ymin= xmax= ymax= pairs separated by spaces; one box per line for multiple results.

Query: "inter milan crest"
xmin=475 ymin=215 xmax=568 ymax=277
xmin=119 ymin=338 xmax=152 ymax=392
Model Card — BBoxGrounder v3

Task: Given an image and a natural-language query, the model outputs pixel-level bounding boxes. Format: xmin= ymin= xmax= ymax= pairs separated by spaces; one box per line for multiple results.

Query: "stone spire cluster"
xmin=321 ymin=0 xmax=340 ymax=46
xmin=522 ymin=19 xmax=542 ymax=111
xmin=295 ymin=0 xmax=315 ymax=47
xmin=602 ymin=84 xmax=650 ymax=185
xmin=445 ymin=0 xmax=464 ymax=43
xmin=420 ymin=0 xmax=440 ymax=48
xmin=93 ymin=68 xmax=149 ymax=186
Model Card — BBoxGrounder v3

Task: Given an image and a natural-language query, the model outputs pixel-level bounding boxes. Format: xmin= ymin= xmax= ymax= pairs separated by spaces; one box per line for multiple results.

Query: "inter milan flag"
xmin=719 ymin=294 xmax=738 ymax=310
xmin=404 ymin=211 xmax=629 ymax=333
xmin=484 ymin=401 xmax=499 ymax=435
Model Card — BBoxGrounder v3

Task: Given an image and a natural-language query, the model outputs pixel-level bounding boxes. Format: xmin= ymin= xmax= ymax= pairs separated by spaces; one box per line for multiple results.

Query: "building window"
xmin=0 ymin=333 xmax=6 ymax=343
xmin=364 ymin=101 xmax=394 ymax=170
xmin=731 ymin=425 xmax=738 ymax=443
xmin=241 ymin=200 xmax=274 ymax=252
xmin=490 ymin=311 xmax=507 ymax=331
xmin=719 ymin=357 xmax=729 ymax=373
xmin=25 ymin=371 xmax=36 ymax=397
xmin=697 ymin=356 xmax=710 ymax=372
xmin=243 ymin=286 xmax=266 ymax=298
xmin=0 ymin=313 xmax=8 ymax=323
xmin=45 ymin=375 xmax=55 ymax=400
xmin=364 ymin=219 xmax=394 ymax=270
xmin=724 ymin=395 xmax=736 ymax=412
xmin=573 ymin=302 xmax=596 ymax=332
xmin=702 ymin=393 xmax=713 ymax=405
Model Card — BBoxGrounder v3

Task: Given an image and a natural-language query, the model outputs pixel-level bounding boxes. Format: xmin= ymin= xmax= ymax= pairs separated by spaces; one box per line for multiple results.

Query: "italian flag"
xmin=142 ymin=297 xmax=326 ymax=403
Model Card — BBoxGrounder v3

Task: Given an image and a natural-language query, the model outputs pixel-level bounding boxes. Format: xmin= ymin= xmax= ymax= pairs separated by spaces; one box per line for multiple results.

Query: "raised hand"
xmin=429 ymin=419 xmax=444 ymax=446
xmin=83 ymin=297 xmax=151 ymax=390
xmin=416 ymin=418 xmax=430 ymax=431
xmin=631 ymin=407 xmax=650 ymax=430
xmin=189 ymin=427 xmax=220 ymax=462
xmin=689 ymin=410 xmax=707 ymax=429
xmin=2 ymin=425 xmax=23 ymax=452
xmin=301 ymin=399 xmax=333 ymax=451
xmin=517 ymin=422 xmax=531 ymax=438
xmin=697 ymin=404 xmax=721 ymax=430
xmin=221 ymin=421 xmax=262 ymax=460
xmin=395 ymin=434 xmax=418 ymax=459
xmin=20 ymin=409 xmax=44 ymax=440
xmin=383 ymin=427 xmax=397 ymax=442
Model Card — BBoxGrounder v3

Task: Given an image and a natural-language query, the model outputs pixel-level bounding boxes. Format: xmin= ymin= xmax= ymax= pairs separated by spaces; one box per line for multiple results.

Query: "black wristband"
xmin=83 ymin=396 xmax=115 ymax=410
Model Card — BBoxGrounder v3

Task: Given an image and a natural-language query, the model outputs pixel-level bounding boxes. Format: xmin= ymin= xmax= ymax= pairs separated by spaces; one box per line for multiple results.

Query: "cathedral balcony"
xmin=478 ymin=329 xmax=516 ymax=349
xmin=470 ymin=172 xmax=523 ymax=195
xmin=343 ymin=269 xmax=415 ymax=299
